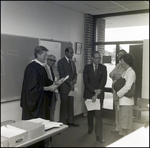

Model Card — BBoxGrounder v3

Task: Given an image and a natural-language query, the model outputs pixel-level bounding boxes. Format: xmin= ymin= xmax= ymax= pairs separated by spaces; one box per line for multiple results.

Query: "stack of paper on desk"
xmin=7 ymin=121 xmax=45 ymax=140
xmin=1 ymin=125 xmax=28 ymax=147
xmin=85 ymin=99 xmax=101 ymax=111
xmin=28 ymin=118 xmax=63 ymax=131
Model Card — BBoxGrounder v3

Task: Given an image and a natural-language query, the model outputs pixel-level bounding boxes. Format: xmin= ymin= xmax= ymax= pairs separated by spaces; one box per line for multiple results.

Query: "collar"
xmin=93 ymin=63 xmax=98 ymax=67
xmin=65 ymin=56 xmax=70 ymax=62
xmin=31 ymin=59 xmax=45 ymax=67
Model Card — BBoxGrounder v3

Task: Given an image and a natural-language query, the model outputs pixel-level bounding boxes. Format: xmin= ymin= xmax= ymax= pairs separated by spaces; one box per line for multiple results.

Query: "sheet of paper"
xmin=85 ymin=99 xmax=101 ymax=111
xmin=62 ymin=75 xmax=69 ymax=83
xmin=27 ymin=118 xmax=63 ymax=130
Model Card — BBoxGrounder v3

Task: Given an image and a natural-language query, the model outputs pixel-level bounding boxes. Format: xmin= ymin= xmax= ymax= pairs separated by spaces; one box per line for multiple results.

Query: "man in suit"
xmin=45 ymin=54 xmax=60 ymax=121
xmin=83 ymin=51 xmax=107 ymax=143
xmin=57 ymin=47 xmax=79 ymax=127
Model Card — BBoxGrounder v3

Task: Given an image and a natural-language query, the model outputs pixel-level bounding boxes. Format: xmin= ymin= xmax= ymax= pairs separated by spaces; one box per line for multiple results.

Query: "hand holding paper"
xmin=56 ymin=75 xmax=69 ymax=85
xmin=55 ymin=78 xmax=65 ymax=86
xmin=92 ymin=95 xmax=97 ymax=103
xmin=47 ymin=85 xmax=58 ymax=92
xmin=85 ymin=99 xmax=100 ymax=111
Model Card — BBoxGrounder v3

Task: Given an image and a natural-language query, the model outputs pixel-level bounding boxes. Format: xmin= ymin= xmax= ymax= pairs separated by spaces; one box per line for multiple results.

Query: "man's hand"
xmin=114 ymin=91 xmax=119 ymax=100
xmin=69 ymin=80 xmax=76 ymax=87
xmin=55 ymin=78 xmax=64 ymax=86
xmin=47 ymin=85 xmax=58 ymax=92
xmin=92 ymin=95 xmax=97 ymax=103
xmin=94 ymin=89 xmax=101 ymax=96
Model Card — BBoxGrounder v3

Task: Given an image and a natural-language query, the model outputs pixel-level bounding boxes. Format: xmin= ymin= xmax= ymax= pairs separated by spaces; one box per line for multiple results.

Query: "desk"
xmin=107 ymin=126 xmax=149 ymax=147
xmin=14 ymin=124 xmax=68 ymax=147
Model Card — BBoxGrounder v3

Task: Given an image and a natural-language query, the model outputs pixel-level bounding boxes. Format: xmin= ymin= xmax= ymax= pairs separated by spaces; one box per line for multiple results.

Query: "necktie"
xmin=50 ymin=67 xmax=55 ymax=81
xmin=95 ymin=65 xmax=98 ymax=75
xmin=68 ymin=59 xmax=72 ymax=70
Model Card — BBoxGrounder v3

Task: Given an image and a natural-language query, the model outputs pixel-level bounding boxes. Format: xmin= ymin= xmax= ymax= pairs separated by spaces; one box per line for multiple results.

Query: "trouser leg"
xmin=60 ymin=93 xmax=69 ymax=124
xmin=87 ymin=110 xmax=94 ymax=131
xmin=114 ymin=100 xmax=119 ymax=131
xmin=50 ymin=93 xmax=56 ymax=121
xmin=95 ymin=110 xmax=103 ymax=137
xmin=67 ymin=96 xmax=74 ymax=124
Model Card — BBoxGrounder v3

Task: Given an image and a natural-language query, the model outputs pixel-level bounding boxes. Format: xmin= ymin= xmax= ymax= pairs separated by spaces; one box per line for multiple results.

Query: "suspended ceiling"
xmin=48 ymin=1 xmax=149 ymax=28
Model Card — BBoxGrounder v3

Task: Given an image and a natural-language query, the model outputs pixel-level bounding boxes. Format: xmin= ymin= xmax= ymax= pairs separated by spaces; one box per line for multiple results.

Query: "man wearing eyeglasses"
xmin=83 ymin=51 xmax=107 ymax=143
xmin=45 ymin=54 xmax=60 ymax=121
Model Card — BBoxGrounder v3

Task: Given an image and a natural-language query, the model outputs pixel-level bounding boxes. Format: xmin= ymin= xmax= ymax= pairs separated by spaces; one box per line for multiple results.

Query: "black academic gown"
xmin=20 ymin=61 xmax=53 ymax=120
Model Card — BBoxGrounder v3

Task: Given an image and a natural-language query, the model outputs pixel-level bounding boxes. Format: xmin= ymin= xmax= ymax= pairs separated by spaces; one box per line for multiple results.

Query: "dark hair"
xmin=120 ymin=53 xmax=134 ymax=67
xmin=65 ymin=47 xmax=73 ymax=53
xmin=119 ymin=49 xmax=127 ymax=54
xmin=34 ymin=46 xmax=48 ymax=58
xmin=92 ymin=51 xmax=101 ymax=58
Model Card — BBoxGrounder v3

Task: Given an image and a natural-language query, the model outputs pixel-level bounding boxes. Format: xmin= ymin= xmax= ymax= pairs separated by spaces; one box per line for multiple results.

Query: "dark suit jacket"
xmin=57 ymin=57 xmax=77 ymax=94
xmin=83 ymin=63 xmax=107 ymax=100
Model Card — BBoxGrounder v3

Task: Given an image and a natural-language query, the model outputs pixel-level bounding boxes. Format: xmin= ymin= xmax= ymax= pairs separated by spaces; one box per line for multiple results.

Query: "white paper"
xmin=1 ymin=126 xmax=26 ymax=138
xmin=27 ymin=118 xmax=63 ymax=130
xmin=62 ymin=75 xmax=69 ymax=83
xmin=85 ymin=99 xmax=101 ymax=111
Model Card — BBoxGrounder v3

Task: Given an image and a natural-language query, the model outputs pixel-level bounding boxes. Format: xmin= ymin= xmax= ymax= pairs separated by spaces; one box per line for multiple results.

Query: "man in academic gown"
xmin=20 ymin=46 xmax=64 ymax=147
xmin=20 ymin=46 xmax=58 ymax=120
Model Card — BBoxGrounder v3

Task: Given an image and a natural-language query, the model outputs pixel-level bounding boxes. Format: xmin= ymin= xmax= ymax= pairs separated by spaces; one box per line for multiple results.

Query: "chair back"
xmin=137 ymin=98 xmax=149 ymax=108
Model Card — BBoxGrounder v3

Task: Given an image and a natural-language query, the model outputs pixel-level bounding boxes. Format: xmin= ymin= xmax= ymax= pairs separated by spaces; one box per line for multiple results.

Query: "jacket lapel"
xmin=64 ymin=57 xmax=73 ymax=72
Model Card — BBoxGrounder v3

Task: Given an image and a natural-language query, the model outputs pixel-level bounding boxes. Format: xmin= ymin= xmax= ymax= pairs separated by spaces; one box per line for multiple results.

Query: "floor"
xmin=50 ymin=110 xmax=145 ymax=147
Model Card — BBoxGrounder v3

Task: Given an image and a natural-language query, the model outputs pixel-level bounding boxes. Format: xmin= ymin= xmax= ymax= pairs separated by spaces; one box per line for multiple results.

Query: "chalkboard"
xmin=1 ymin=34 xmax=39 ymax=101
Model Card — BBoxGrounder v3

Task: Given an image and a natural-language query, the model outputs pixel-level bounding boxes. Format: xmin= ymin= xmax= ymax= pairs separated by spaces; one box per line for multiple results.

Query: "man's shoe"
xmin=67 ymin=123 xmax=80 ymax=127
xmin=116 ymin=134 xmax=124 ymax=138
xmin=96 ymin=136 xmax=105 ymax=143
xmin=88 ymin=130 xmax=92 ymax=134
xmin=111 ymin=129 xmax=119 ymax=133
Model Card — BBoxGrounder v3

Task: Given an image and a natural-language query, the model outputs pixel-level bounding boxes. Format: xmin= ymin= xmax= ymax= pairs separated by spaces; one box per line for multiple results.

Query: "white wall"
xmin=1 ymin=1 xmax=85 ymax=122
xmin=142 ymin=39 xmax=149 ymax=99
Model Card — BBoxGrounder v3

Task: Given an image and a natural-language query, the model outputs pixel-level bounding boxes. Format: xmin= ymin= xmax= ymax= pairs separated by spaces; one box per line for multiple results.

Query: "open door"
xmin=129 ymin=44 xmax=143 ymax=105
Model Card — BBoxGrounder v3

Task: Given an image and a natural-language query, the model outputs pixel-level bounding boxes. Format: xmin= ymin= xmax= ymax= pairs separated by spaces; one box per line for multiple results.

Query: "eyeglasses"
xmin=47 ymin=59 xmax=56 ymax=62
xmin=94 ymin=57 xmax=100 ymax=59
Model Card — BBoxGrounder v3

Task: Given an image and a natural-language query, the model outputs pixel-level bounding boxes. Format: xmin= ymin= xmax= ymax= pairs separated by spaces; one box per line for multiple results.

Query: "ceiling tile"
xmin=81 ymin=1 xmax=118 ymax=9
xmin=49 ymin=1 xmax=94 ymax=11
xmin=113 ymin=1 xmax=146 ymax=6
xmin=99 ymin=7 xmax=127 ymax=14
xmin=124 ymin=4 xmax=149 ymax=11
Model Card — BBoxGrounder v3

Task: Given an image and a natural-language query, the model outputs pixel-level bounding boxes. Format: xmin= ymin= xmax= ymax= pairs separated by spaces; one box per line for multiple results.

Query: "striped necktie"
xmin=95 ymin=65 xmax=98 ymax=75
xmin=68 ymin=59 xmax=72 ymax=70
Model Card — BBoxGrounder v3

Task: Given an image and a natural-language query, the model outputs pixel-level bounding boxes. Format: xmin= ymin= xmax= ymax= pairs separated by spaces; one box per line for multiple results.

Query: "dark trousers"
xmin=50 ymin=93 xmax=57 ymax=121
xmin=87 ymin=94 xmax=104 ymax=138
xmin=60 ymin=93 xmax=74 ymax=124
xmin=87 ymin=109 xmax=103 ymax=137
